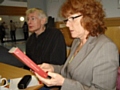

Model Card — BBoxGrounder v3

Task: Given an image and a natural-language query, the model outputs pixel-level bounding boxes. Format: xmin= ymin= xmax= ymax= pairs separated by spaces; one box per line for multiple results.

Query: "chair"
xmin=0 ymin=46 xmax=24 ymax=67
xmin=117 ymin=67 xmax=120 ymax=90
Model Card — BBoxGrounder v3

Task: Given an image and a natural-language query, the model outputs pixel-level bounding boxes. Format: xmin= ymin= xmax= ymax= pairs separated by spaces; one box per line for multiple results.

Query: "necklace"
xmin=68 ymin=43 xmax=83 ymax=64
xmin=68 ymin=55 xmax=74 ymax=63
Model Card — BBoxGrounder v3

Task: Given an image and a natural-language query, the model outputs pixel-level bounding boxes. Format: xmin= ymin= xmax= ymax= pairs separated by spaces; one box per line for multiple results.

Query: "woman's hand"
xmin=38 ymin=63 xmax=54 ymax=72
xmin=35 ymin=72 xmax=65 ymax=87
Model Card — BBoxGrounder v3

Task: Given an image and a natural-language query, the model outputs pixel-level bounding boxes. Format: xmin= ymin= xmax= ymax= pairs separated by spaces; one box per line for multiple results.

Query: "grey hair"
xmin=26 ymin=8 xmax=48 ymax=24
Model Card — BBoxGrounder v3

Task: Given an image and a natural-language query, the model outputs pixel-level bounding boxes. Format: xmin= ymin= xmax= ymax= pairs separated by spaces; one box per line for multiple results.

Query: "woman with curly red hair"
xmin=35 ymin=0 xmax=119 ymax=90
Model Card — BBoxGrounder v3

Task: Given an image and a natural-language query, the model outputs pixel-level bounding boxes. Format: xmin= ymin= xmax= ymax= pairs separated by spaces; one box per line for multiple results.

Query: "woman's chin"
xmin=71 ymin=35 xmax=76 ymax=38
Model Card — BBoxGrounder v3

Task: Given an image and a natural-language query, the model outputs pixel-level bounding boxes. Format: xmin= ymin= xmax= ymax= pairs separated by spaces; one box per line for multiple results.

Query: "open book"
xmin=8 ymin=47 xmax=48 ymax=78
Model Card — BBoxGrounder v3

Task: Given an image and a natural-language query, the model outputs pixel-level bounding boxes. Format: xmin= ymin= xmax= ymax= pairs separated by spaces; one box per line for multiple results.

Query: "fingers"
xmin=38 ymin=63 xmax=54 ymax=72
xmin=35 ymin=72 xmax=45 ymax=82
xmin=38 ymin=63 xmax=48 ymax=72
xmin=47 ymin=72 xmax=56 ymax=78
xmin=47 ymin=72 xmax=65 ymax=86
xmin=35 ymin=72 xmax=52 ymax=87
xmin=38 ymin=63 xmax=46 ymax=68
xmin=38 ymin=65 xmax=41 ymax=67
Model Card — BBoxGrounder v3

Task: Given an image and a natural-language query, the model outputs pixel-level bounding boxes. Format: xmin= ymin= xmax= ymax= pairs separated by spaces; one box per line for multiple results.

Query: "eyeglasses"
xmin=63 ymin=15 xmax=82 ymax=23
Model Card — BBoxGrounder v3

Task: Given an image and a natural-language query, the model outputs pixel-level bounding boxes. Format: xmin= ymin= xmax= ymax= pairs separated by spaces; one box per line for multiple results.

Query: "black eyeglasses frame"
xmin=63 ymin=15 xmax=82 ymax=23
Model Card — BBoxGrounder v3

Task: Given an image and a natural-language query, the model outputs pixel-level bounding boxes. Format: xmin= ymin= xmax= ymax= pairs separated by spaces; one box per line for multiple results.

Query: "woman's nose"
xmin=66 ymin=22 xmax=70 ymax=28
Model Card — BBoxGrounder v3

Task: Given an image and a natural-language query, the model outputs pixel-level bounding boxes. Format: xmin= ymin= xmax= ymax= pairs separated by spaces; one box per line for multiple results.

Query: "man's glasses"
xmin=63 ymin=15 xmax=82 ymax=23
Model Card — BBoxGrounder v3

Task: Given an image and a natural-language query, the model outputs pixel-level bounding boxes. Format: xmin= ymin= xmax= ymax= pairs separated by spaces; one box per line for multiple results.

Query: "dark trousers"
xmin=40 ymin=86 xmax=60 ymax=90
xmin=24 ymin=32 xmax=28 ymax=40
xmin=10 ymin=30 xmax=16 ymax=42
xmin=0 ymin=36 xmax=4 ymax=43
xmin=40 ymin=87 xmax=50 ymax=90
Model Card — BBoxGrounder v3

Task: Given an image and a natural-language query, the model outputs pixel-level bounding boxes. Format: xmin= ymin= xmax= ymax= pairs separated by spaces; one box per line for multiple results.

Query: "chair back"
xmin=117 ymin=67 xmax=120 ymax=90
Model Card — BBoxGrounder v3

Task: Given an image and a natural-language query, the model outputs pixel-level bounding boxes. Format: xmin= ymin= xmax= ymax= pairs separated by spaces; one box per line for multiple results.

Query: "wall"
xmin=27 ymin=0 xmax=47 ymax=13
xmin=0 ymin=0 xmax=120 ymax=22
xmin=46 ymin=0 xmax=65 ymax=21
xmin=104 ymin=17 xmax=120 ymax=53
xmin=0 ymin=6 xmax=27 ymax=16
xmin=101 ymin=0 xmax=120 ymax=17
xmin=27 ymin=0 xmax=64 ymax=19
xmin=0 ymin=0 xmax=27 ymax=7
xmin=46 ymin=0 xmax=120 ymax=21
xmin=1 ymin=0 xmax=119 ymax=21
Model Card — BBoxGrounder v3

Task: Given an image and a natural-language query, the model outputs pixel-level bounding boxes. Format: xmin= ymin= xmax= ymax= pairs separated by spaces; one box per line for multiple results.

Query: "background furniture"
xmin=0 ymin=46 xmax=24 ymax=67
xmin=55 ymin=17 xmax=120 ymax=57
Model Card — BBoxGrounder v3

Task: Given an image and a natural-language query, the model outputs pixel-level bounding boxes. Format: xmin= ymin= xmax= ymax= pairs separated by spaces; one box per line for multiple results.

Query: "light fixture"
xmin=0 ymin=17 xmax=2 ymax=21
xmin=20 ymin=16 xmax=24 ymax=21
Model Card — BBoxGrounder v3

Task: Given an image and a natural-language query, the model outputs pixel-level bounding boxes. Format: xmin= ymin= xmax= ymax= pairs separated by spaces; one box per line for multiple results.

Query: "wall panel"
xmin=0 ymin=6 xmax=27 ymax=16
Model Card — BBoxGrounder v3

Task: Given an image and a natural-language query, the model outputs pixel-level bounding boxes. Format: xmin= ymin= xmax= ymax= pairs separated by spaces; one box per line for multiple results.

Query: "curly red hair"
xmin=60 ymin=0 xmax=107 ymax=37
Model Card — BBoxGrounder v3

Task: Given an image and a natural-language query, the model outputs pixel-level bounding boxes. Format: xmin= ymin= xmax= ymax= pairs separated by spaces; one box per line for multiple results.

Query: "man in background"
xmin=10 ymin=20 xmax=16 ymax=42
xmin=22 ymin=21 xmax=29 ymax=40
xmin=0 ymin=22 xmax=6 ymax=45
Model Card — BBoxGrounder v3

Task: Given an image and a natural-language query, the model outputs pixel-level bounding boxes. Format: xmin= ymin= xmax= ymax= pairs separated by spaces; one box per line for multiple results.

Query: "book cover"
xmin=8 ymin=47 xmax=48 ymax=78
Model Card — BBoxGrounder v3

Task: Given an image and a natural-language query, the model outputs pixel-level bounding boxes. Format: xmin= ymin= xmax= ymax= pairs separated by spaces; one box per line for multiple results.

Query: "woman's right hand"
xmin=38 ymin=63 xmax=54 ymax=72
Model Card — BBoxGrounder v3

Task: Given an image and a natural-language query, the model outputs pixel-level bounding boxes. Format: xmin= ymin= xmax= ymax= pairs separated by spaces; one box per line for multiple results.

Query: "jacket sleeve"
xmin=53 ymin=65 xmax=63 ymax=73
xmin=61 ymin=42 xmax=119 ymax=90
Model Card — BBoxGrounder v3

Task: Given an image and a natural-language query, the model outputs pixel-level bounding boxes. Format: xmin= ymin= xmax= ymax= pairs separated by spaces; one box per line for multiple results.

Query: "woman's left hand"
xmin=35 ymin=72 xmax=65 ymax=87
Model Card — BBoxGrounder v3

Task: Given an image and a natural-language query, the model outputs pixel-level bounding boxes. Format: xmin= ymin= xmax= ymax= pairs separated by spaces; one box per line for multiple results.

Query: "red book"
xmin=8 ymin=47 xmax=48 ymax=78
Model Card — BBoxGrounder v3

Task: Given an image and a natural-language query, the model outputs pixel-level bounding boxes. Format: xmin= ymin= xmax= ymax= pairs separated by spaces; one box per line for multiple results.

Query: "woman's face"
xmin=65 ymin=13 xmax=88 ymax=40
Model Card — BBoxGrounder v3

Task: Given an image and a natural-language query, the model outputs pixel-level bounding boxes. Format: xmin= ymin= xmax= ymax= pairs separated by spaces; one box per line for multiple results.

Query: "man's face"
xmin=26 ymin=11 xmax=42 ymax=33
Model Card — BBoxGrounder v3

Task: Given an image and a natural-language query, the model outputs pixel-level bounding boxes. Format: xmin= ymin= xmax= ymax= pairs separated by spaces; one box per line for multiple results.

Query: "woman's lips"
xmin=70 ymin=30 xmax=74 ymax=33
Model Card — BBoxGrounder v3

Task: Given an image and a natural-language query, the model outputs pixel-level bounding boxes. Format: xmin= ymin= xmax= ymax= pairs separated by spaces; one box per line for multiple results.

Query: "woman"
xmin=35 ymin=0 xmax=119 ymax=90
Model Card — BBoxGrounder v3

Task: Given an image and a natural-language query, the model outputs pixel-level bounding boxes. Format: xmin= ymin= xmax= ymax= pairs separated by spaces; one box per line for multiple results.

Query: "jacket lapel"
xmin=61 ymin=36 xmax=98 ymax=77
xmin=72 ymin=36 xmax=98 ymax=67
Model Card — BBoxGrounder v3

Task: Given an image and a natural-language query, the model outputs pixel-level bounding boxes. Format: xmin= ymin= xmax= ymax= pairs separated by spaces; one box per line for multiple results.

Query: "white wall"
xmin=46 ymin=0 xmax=65 ymax=21
xmin=27 ymin=0 xmax=47 ymax=13
xmin=101 ymin=0 xmax=120 ymax=17
xmin=3 ymin=0 xmax=117 ymax=20
xmin=0 ymin=0 xmax=120 ymax=22
xmin=46 ymin=0 xmax=120 ymax=20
